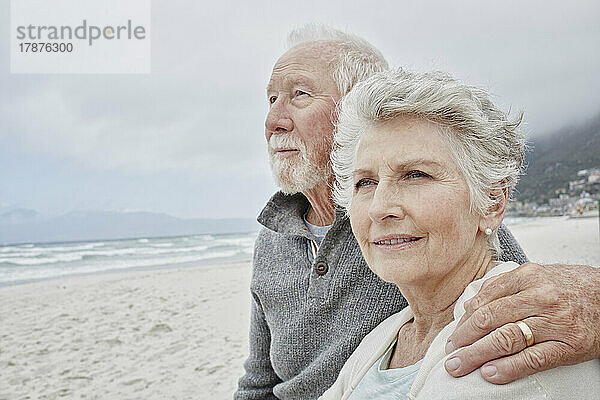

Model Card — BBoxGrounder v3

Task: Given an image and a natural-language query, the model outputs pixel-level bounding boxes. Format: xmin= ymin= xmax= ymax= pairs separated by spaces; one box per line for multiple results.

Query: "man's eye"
xmin=354 ymin=179 xmax=376 ymax=190
xmin=295 ymin=90 xmax=308 ymax=97
xmin=406 ymin=170 xmax=430 ymax=179
xmin=268 ymin=96 xmax=277 ymax=104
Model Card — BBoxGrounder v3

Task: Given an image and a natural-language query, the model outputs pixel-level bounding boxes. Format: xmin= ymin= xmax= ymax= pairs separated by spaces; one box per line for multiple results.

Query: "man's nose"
xmin=265 ymin=99 xmax=293 ymax=141
xmin=367 ymin=182 xmax=405 ymax=222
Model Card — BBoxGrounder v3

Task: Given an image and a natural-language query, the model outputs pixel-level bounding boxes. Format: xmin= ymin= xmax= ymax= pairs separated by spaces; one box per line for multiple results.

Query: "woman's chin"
xmin=372 ymin=262 xmax=429 ymax=288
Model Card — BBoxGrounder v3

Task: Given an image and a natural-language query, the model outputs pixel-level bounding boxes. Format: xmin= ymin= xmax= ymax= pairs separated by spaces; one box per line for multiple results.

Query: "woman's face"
xmin=349 ymin=116 xmax=485 ymax=287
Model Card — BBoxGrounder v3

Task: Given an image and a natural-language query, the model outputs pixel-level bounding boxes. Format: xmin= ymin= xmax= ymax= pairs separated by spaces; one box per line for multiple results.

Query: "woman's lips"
xmin=372 ymin=235 xmax=423 ymax=251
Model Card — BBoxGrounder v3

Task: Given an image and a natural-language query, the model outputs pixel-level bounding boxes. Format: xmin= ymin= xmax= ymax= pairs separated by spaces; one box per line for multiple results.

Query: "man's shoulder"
xmin=497 ymin=223 xmax=528 ymax=264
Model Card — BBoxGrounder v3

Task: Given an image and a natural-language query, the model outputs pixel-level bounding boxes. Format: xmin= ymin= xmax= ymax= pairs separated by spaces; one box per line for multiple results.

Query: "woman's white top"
xmin=347 ymin=340 xmax=422 ymax=400
xmin=320 ymin=261 xmax=600 ymax=400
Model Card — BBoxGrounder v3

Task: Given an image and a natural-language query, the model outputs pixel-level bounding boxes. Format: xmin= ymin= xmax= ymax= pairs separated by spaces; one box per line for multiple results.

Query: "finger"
xmin=458 ymin=263 xmax=544 ymax=328
xmin=447 ymin=292 xmax=539 ymax=352
xmin=479 ymin=341 xmax=572 ymax=384
xmin=458 ymin=266 xmax=534 ymax=329
xmin=455 ymin=275 xmax=519 ymax=333
xmin=445 ymin=319 xmax=541 ymax=377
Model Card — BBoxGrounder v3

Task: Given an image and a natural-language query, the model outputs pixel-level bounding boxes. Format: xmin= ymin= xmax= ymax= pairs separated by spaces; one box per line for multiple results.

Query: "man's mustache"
xmin=268 ymin=134 xmax=307 ymax=154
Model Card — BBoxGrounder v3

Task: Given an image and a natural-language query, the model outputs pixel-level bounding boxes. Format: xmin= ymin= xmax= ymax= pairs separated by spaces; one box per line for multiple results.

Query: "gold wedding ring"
xmin=516 ymin=320 xmax=535 ymax=347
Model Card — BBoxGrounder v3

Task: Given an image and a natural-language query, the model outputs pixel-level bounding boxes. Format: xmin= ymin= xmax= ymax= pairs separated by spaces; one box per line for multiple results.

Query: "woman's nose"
xmin=367 ymin=182 xmax=405 ymax=222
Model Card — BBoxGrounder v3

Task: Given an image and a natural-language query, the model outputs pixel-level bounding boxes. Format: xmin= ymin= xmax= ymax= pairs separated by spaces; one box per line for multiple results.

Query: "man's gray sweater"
xmin=234 ymin=192 xmax=528 ymax=400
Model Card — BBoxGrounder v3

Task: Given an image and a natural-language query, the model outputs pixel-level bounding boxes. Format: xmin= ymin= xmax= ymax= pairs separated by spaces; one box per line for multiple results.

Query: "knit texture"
xmin=234 ymin=192 xmax=528 ymax=400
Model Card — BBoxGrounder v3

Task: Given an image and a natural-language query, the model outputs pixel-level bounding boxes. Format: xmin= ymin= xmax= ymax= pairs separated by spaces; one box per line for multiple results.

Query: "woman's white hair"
xmin=286 ymin=23 xmax=388 ymax=96
xmin=332 ymin=69 xmax=526 ymax=257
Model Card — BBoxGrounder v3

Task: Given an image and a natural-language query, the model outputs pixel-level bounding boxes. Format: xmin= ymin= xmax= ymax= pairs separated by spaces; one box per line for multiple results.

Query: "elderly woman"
xmin=320 ymin=70 xmax=600 ymax=399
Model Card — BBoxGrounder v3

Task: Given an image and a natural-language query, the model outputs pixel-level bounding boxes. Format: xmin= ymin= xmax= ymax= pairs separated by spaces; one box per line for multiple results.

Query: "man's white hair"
xmin=332 ymin=69 xmax=526 ymax=257
xmin=286 ymin=23 xmax=388 ymax=96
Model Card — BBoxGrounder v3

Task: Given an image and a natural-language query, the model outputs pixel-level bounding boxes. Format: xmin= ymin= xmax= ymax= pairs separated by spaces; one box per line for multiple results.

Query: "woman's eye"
xmin=354 ymin=179 xmax=376 ymax=190
xmin=268 ymin=95 xmax=277 ymax=104
xmin=406 ymin=170 xmax=430 ymax=179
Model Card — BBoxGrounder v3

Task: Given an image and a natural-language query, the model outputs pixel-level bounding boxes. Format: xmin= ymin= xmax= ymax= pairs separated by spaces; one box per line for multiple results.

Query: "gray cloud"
xmin=1 ymin=0 xmax=599 ymax=218
xmin=3 ymin=0 xmax=600 ymax=173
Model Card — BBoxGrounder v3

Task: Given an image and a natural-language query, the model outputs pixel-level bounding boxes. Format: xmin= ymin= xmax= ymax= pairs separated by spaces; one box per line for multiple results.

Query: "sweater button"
xmin=314 ymin=262 xmax=328 ymax=276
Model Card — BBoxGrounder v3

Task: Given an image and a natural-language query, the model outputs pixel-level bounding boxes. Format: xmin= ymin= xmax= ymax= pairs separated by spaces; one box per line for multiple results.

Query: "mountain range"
xmin=515 ymin=112 xmax=600 ymax=203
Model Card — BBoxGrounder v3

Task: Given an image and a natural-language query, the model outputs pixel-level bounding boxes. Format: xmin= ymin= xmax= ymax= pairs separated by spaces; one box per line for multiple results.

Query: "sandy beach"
xmin=1 ymin=216 xmax=598 ymax=399
xmin=0 ymin=263 xmax=251 ymax=400
xmin=505 ymin=216 xmax=600 ymax=266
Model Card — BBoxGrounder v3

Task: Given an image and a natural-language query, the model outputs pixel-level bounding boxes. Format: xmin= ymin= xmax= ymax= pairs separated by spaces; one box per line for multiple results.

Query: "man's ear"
xmin=478 ymin=184 xmax=509 ymax=233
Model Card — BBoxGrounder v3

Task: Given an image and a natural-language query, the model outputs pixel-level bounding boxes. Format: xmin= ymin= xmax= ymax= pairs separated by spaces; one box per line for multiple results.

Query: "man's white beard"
xmin=268 ymin=134 xmax=332 ymax=195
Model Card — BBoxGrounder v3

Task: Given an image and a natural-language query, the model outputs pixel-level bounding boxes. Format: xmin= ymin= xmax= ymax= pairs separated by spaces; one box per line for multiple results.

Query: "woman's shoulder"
xmin=411 ymin=260 xmax=600 ymax=400
xmin=414 ymin=359 xmax=542 ymax=399
xmin=532 ymin=359 xmax=600 ymax=399
xmin=414 ymin=356 xmax=600 ymax=400
xmin=453 ymin=261 xmax=520 ymax=320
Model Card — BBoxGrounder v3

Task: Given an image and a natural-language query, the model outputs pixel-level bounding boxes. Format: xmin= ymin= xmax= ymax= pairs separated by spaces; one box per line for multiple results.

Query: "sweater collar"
xmin=257 ymin=191 xmax=348 ymax=238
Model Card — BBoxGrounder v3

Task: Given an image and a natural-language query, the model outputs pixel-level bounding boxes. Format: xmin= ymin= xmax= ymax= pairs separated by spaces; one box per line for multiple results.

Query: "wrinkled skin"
xmin=445 ymin=262 xmax=600 ymax=384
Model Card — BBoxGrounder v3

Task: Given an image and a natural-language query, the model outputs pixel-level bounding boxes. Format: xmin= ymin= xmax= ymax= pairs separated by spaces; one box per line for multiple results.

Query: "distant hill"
xmin=516 ymin=112 xmax=600 ymax=203
xmin=0 ymin=210 xmax=259 ymax=245
xmin=0 ymin=208 xmax=38 ymax=224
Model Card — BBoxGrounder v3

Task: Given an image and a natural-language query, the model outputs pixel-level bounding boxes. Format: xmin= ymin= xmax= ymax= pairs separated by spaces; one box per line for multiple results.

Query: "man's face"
xmin=265 ymin=42 xmax=341 ymax=194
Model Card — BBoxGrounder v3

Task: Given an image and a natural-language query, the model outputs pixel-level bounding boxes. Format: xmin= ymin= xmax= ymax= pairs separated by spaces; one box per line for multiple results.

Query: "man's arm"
xmin=234 ymin=293 xmax=281 ymax=399
xmin=444 ymin=262 xmax=600 ymax=384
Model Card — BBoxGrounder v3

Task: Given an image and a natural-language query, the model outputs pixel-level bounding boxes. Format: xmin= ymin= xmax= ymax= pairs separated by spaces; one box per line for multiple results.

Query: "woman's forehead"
xmin=355 ymin=117 xmax=455 ymax=169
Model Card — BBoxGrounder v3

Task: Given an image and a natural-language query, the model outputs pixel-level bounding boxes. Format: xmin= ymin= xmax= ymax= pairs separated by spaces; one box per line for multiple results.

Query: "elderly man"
xmin=234 ymin=25 xmax=600 ymax=400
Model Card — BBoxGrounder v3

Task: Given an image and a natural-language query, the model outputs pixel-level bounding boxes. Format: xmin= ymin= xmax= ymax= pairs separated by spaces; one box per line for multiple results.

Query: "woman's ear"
xmin=478 ymin=185 xmax=509 ymax=233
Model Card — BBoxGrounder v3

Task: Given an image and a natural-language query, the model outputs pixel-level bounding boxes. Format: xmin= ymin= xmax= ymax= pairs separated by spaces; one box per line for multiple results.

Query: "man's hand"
xmin=444 ymin=262 xmax=600 ymax=384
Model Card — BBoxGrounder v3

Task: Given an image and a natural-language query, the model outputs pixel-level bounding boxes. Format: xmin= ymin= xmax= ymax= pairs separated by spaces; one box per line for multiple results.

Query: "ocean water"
xmin=0 ymin=217 xmax=543 ymax=287
xmin=0 ymin=231 xmax=258 ymax=286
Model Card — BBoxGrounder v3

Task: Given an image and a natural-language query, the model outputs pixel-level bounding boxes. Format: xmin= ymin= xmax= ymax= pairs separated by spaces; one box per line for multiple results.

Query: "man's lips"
xmin=273 ymin=148 xmax=300 ymax=155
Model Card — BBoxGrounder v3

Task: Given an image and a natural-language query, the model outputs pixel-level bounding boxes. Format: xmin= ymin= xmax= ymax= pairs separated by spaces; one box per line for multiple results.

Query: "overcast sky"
xmin=1 ymin=0 xmax=599 ymax=220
